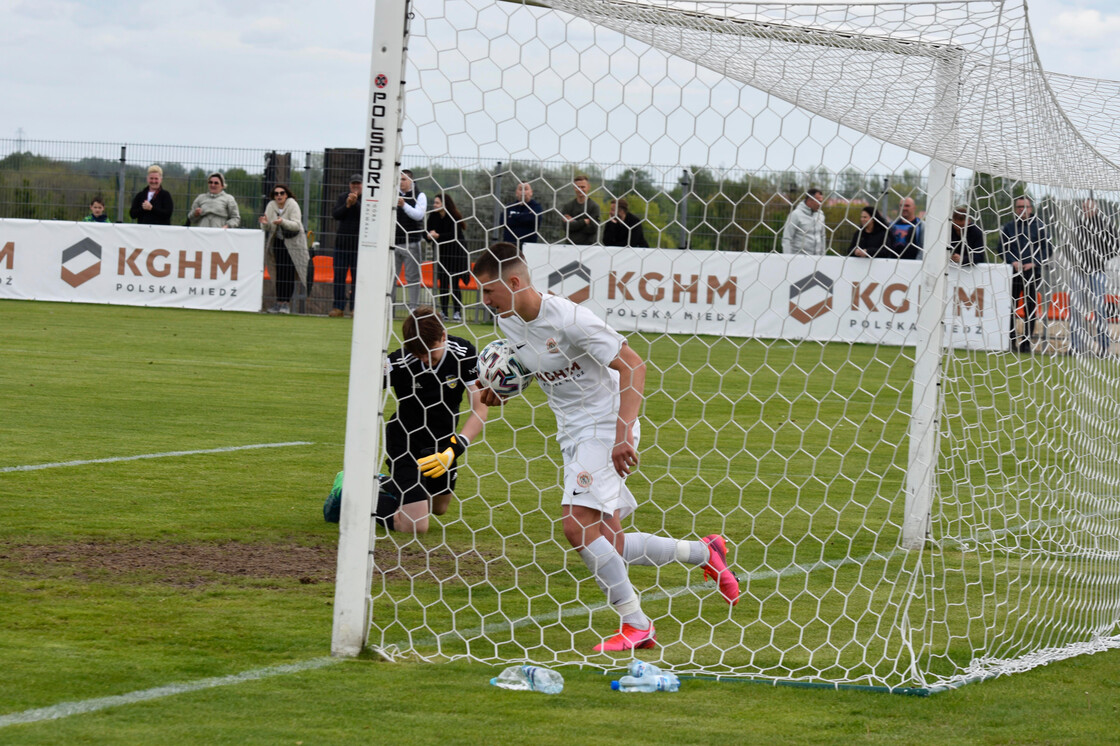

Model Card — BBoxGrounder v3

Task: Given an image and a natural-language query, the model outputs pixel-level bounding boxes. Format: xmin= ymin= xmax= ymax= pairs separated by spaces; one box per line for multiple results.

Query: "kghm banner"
xmin=0 ymin=219 xmax=264 ymax=312
xmin=526 ymin=244 xmax=1012 ymax=352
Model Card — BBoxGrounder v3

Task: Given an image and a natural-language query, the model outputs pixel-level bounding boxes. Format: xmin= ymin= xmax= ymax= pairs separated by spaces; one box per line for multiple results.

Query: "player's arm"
xmin=609 ymin=342 xmax=646 ymax=477
xmin=459 ymin=380 xmax=489 ymax=444
xmin=417 ymin=383 xmax=490 ymax=478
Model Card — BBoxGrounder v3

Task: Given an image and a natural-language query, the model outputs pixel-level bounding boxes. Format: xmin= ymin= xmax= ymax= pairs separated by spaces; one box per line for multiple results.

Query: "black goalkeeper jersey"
xmin=384 ymin=335 xmax=478 ymax=457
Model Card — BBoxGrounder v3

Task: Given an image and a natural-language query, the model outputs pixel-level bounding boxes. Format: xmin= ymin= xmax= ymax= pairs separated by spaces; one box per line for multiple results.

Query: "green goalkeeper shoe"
xmin=323 ymin=470 xmax=344 ymax=523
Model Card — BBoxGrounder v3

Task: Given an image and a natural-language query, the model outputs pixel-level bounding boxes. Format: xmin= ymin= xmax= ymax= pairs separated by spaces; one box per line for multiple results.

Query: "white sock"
xmin=623 ymin=532 xmax=707 ymax=566
xmin=579 ymin=536 xmax=649 ymax=629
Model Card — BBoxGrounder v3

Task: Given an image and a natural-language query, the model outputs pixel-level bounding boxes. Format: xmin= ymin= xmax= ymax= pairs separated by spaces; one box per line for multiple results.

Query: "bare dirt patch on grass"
xmin=0 ymin=539 xmax=496 ymax=587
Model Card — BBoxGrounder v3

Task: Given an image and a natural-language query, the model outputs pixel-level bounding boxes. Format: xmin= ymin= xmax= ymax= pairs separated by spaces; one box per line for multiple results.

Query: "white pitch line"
xmin=0 ymin=658 xmax=339 ymax=728
xmin=0 ymin=549 xmax=898 ymax=728
xmin=0 ymin=442 xmax=314 ymax=473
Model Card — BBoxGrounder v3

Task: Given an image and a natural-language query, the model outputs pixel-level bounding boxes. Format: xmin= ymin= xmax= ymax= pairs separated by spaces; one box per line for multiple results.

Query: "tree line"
xmin=0 ymin=150 xmax=1042 ymax=258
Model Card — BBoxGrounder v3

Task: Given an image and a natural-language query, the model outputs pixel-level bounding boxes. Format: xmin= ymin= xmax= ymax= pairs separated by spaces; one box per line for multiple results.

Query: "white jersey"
xmin=497 ymin=293 xmax=625 ymax=444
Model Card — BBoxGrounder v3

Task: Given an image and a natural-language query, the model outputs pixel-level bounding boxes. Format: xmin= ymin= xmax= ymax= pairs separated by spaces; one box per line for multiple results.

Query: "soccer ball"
xmin=478 ymin=339 xmax=534 ymax=398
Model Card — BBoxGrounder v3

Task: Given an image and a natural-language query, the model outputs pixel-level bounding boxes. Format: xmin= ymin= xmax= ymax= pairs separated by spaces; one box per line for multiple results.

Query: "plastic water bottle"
xmin=610 ymin=673 xmax=680 ymax=692
xmin=628 ymin=659 xmax=664 ymax=678
xmin=490 ymin=664 xmax=565 ymax=694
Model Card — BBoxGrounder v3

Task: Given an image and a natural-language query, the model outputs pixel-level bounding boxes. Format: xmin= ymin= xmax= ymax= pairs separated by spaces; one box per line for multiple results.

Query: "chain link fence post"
xmin=117 ymin=146 xmax=127 ymax=223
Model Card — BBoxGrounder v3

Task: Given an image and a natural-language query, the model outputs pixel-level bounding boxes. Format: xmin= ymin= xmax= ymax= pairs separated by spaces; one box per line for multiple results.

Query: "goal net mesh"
xmin=361 ymin=0 xmax=1120 ymax=690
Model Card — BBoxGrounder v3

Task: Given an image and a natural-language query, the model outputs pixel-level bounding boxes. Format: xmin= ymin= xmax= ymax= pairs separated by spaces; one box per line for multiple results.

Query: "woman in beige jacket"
xmin=259 ymin=184 xmax=309 ymax=314
xmin=189 ymin=172 xmax=241 ymax=228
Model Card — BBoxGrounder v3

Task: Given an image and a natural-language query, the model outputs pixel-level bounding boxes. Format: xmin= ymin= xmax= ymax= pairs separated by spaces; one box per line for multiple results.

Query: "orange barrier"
xmin=312 ymin=255 xmax=335 ymax=283
xmin=1014 ymin=292 xmax=1070 ymax=320
xmin=402 ymin=261 xmax=477 ymax=290
xmin=267 ymin=258 xmax=478 ymax=290
xmin=1015 ymin=292 xmax=1118 ymax=321
xmin=1048 ymin=293 xmax=1068 ymax=320
xmin=264 ymin=256 xmax=341 ymax=283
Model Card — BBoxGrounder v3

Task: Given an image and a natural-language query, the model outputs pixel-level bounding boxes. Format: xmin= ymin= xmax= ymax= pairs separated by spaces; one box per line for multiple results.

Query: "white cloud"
xmin=0 ymin=0 xmax=377 ymax=147
xmin=1033 ymin=7 xmax=1120 ymax=67
xmin=1028 ymin=0 xmax=1120 ymax=74
xmin=1045 ymin=8 xmax=1120 ymax=42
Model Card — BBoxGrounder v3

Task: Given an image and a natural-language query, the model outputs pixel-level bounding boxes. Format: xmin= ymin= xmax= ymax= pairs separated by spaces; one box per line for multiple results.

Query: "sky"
xmin=1 ymin=0 xmax=1119 ymax=158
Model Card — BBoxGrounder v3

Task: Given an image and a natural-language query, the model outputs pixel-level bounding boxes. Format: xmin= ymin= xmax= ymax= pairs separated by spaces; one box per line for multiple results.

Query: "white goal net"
xmin=335 ymin=0 xmax=1120 ymax=692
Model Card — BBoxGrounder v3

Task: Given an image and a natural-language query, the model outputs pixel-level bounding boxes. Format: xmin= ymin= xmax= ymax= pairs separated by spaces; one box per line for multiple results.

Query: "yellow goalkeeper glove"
xmin=417 ymin=434 xmax=469 ymax=478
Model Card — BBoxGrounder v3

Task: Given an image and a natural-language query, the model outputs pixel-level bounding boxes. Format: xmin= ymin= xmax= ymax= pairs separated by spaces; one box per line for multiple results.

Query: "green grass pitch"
xmin=1 ymin=298 xmax=1118 ymax=744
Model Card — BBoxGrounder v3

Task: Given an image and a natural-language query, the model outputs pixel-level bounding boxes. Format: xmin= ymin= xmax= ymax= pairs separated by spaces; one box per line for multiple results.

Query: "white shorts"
xmin=559 ymin=422 xmax=640 ymax=519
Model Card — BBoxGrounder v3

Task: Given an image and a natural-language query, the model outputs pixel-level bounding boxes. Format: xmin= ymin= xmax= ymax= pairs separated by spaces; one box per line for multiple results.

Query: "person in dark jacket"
xmin=503 ymin=182 xmax=543 ymax=247
xmin=949 ymin=207 xmax=987 ymax=266
xmin=129 ymin=165 xmax=174 ymax=225
xmin=848 ymin=206 xmax=890 ymax=257
xmin=885 ymin=197 xmax=923 ymax=259
xmin=560 ymin=174 xmax=600 ymax=245
xmin=998 ymin=195 xmax=1052 ymax=353
xmin=329 ymin=174 xmax=363 ymax=317
xmin=427 ymin=193 xmax=469 ymax=322
xmin=602 ymin=198 xmax=649 ymax=248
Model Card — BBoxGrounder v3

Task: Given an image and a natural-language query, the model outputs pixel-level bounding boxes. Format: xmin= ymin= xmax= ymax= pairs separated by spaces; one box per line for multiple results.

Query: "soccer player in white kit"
xmin=473 ymin=242 xmax=740 ymax=652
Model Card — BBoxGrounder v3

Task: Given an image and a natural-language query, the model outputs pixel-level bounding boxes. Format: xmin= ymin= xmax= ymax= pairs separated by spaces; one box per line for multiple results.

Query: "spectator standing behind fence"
xmin=427 ymin=193 xmax=469 ymax=322
xmin=259 ymin=184 xmax=309 ymax=315
xmin=1069 ymin=198 xmax=1120 ymax=356
xmin=602 ymin=198 xmax=650 ymax=248
xmin=561 ymin=174 xmax=600 ymax=246
xmin=885 ymin=198 xmax=923 ymax=259
xmin=329 ymin=174 xmax=363 ymax=318
xmin=848 ymin=206 xmax=889 ymax=257
xmin=782 ymin=188 xmax=827 ymax=255
xmin=188 ymin=172 xmax=241 ymax=229
xmin=129 ymin=165 xmax=174 ymax=225
xmin=83 ymin=197 xmax=110 ymax=223
xmin=503 ymin=182 xmax=543 ymax=248
xmin=998 ymin=196 xmax=1052 ymax=354
xmin=949 ymin=207 xmax=987 ymax=266
xmin=396 ymin=169 xmax=427 ymax=310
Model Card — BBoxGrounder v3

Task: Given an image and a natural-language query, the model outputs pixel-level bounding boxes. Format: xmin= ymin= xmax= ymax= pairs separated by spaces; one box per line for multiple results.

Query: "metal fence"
xmin=0 ymin=137 xmax=926 ymax=246
xmin=1 ymin=137 xmax=944 ymax=315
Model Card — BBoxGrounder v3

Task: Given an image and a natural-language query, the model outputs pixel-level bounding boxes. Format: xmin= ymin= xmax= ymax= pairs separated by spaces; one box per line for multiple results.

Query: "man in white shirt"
xmin=473 ymin=242 xmax=740 ymax=652
xmin=781 ymin=188 xmax=828 ymax=255
xmin=395 ymin=169 xmax=428 ymax=309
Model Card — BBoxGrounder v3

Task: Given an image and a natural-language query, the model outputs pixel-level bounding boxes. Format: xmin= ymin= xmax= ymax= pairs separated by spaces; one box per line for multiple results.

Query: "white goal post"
xmin=330 ymin=0 xmax=411 ymax=657
xmin=333 ymin=0 xmax=1120 ymax=692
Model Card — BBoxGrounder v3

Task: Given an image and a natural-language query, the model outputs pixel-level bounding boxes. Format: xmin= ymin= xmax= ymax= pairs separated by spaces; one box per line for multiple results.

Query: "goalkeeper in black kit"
xmin=376 ymin=306 xmax=489 ymax=533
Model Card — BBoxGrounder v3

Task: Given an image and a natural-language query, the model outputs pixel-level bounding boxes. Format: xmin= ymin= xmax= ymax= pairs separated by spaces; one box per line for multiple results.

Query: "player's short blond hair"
xmin=147 ymin=165 xmax=163 ymax=176
xmin=472 ymin=242 xmax=524 ymax=283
